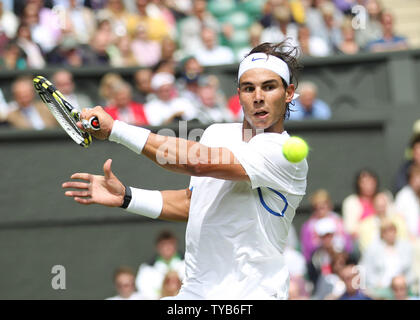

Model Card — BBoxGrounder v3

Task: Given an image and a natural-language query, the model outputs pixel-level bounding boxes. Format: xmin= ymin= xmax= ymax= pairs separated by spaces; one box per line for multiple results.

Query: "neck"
xmin=242 ymin=120 xmax=284 ymax=142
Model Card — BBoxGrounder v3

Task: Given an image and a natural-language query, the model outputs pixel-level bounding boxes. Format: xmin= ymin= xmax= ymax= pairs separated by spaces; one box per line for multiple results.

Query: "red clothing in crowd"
xmin=104 ymin=102 xmax=149 ymax=126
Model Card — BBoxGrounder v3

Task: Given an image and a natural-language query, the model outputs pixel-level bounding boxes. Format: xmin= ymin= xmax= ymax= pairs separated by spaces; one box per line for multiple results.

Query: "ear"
xmin=285 ymin=84 xmax=295 ymax=103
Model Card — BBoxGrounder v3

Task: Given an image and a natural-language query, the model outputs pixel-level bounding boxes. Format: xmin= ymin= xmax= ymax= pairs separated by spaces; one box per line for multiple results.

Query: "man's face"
xmin=114 ymin=88 xmax=131 ymax=108
xmin=413 ymin=142 xmax=420 ymax=165
xmin=14 ymin=82 xmax=35 ymax=108
xmin=157 ymin=84 xmax=173 ymax=102
xmin=340 ymin=265 xmax=359 ymax=294
xmin=157 ymin=239 xmax=177 ymax=261
xmin=115 ymin=273 xmax=135 ymax=298
xmin=54 ymin=72 xmax=74 ymax=95
xmin=238 ymin=68 xmax=293 ymax=132
xmin=299 ymin=89 xmax=316 ymax=110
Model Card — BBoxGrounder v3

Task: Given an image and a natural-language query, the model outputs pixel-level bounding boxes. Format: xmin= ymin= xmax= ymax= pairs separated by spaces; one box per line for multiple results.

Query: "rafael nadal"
xmin=62 ymin=41 xmax=308 ymax=300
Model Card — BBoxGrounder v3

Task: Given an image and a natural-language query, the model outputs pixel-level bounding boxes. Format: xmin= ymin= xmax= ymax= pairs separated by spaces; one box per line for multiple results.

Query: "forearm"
xmin=109 ymin=120 xmax=248 ymax=180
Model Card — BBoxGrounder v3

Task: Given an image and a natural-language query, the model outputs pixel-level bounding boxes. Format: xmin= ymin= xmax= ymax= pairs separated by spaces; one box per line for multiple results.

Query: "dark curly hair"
xmin=241 ymin=40 xmax=302 ymax=119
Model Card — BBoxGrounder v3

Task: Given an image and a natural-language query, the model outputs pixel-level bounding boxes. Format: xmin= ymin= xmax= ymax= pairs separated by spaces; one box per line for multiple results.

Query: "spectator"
xmin=0 ymin=1 xmax=18 ymax=39
xmin=46 ymin=35 xmax=85 ymax=67
xmin=288 ymin=81 xmax=331 ymax=120
xmin=297 ymin=24 xmax=330 ymax=57
xmin=6 ymin=77 xmax=57 ymax=130
xmin=337 ymin=263 xmax=372 ymax=300
xmin=395 ymin=165 xmax=420 ymax=239
xmin=390 ymin=275 xmax=414 ymax=300
xmin=96 ymin=0 xmax=139 ymax=37
xmin=361 ymin=219 xmax=413 ymax=299
xmin=193 ymin=27 xmax=235 ymax=67
xmin=336 ymin=18 xmax=360 ymax=55
xmin=21 ymin=1 xmax=61 ymax=53
xmin=15 ymin=23 xmax=45 ymax=69
xmin=131 ymin=22 xmax=162 ymax=67
xmin=104 ymin=81 xmax=148 ymax=126
xmin=132 ymin=68 xmax=154 ymax=104
xmin=300 ymin=189 xmax=353 ymax=263
xmin=354 ymin=0 xmax=383 ymax=49
xmin=106 ymin=266 xmax=145 ymax=300
xmin=358 ymin=192 xmax=409 ymax=253
xmin=160 ymin=36 xmax=178 ymax=62
xmin=135 ymin=0 xmax=170 ymax=43
xmin=0 ymin=40 xmax=27 ymax=70
xmin=147 ymin=0 xmax=177 ymax=39
xmin=236 ymin=23 xmax=264 ymax=62
xmin=288 ymin=276 xmax=310 ymax=300
xmin=394 ymin=133 xmax=420 ymax=193
xmin=160 ymin=270 xmax=183 ymax=299
xmin=52 ymin=70 xmax=93 ymax=112
xmin=99 ymin=72 xmax=125 ymax=105
xmin=307 ymin=217 xmax=353 ymax=291
xmin=177 ymin=56 xmax=204 ymax=106
xmin=319 ymin=2 xmax=343 ymax=52
xmin=82 ymin=30 xmax=111 ymax=65
xmin=136 ymin=230 xmax=185 ymax=300
xmin=178 ymin=0 xmax=221 ymax=56
xmin=367 ymin=11 xmax=409 ymax=53
xmin=195 ymin=75 xmax=233 ymax=124
xmin=261 ymin=5 xmax=299 ymax=48
xmin=61 ymin=0 xmax=97 ymax=45
xmin=109 ymin=35 xmax=138 ymax=67
xmin=305 ymin=0 xmax=343 ymax=42
xmin=313 ymin=251 xmax=349 ymax=300
xmin=144 ymin=72 xmax=197 ymax=126
xmin=342 ymin=169 xmax=380 ymax=239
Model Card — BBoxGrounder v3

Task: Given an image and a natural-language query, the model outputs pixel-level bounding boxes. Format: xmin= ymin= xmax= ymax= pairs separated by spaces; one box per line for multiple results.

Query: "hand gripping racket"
xmin=33 ymin=76 xmax=100 ymax=147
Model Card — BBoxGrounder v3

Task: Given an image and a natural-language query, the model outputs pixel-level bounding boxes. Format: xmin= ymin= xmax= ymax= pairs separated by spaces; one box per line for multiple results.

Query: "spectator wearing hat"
xmin=300 ymin=189 xmax=353 ymax=263
xmin=144 ymin=72 xmax=198 ymax=126
xmin=307 ymin=217 xmax=348 ymax=291
xmin=104 ymin=81 xmax=148 ymax=126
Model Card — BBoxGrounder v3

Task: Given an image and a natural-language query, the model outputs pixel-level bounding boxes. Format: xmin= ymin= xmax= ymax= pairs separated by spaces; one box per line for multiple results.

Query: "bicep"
xmin=160 ymin=188 xmax=192 ymax=222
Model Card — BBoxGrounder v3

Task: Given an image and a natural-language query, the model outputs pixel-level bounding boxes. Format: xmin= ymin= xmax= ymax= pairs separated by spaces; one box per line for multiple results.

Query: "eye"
xmin=242 ymin=86 xmax=254 ymax=93
xmin=263 ymin=84 xmax=276 ymax=91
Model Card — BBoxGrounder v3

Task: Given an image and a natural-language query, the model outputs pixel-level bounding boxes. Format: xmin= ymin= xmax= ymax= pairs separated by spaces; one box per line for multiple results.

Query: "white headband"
xmin=238 ymin=53 xmax=299 ymax=99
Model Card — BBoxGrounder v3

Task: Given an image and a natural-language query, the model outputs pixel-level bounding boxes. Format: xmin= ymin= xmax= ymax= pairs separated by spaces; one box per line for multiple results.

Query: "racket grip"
xmin=89 ymin=117 xmax=100 ymax=130
xmin=81 ymin=117 xmax=100 ymax=131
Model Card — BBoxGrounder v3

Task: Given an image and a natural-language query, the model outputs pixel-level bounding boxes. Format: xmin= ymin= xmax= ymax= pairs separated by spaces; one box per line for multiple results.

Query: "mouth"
xmin=254 ymin=110 xmax=269 ymax=119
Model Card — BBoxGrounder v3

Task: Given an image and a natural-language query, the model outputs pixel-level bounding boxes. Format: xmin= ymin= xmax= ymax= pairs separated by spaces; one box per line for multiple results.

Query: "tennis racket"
xmin=33 ymin=75 xmax=100 ymax=148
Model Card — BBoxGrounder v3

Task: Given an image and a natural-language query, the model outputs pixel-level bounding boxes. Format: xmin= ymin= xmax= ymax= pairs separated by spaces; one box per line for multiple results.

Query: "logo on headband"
xmin=251 ymin=57 xmax=265 ymax=62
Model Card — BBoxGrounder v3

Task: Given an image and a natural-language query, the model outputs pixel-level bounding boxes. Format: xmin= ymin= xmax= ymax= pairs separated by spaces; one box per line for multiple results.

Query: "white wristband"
xmin=109 ymin=120 xmax=151 ymax=154
xmin=125 ymin=187 xmax=162 ymax=219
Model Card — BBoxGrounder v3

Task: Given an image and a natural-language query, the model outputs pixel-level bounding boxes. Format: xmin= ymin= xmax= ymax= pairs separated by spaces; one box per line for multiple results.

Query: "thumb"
xmin=103 ymin=159 xmax=113 ymax=179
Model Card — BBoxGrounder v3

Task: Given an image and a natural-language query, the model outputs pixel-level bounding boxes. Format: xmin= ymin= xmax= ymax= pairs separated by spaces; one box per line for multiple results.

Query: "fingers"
xmin=103 ymin=159 xmax=113 ymax=179
xmin=64 ymin=190 xmax=90 ymax=198
xmin=62 ymin=181 xmax=89 ymax=189
xmin=74 ymin=197 xmax=94 ymax=205
xmin=70 ymin=173 xmax=91 ymax=181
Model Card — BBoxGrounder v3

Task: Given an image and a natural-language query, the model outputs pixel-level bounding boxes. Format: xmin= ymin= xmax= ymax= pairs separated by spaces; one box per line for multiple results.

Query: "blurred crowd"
xmin=0 ymin=0 xmax=411 ymax=72
xmin=0 ymin=0 xmax=412 ymax=128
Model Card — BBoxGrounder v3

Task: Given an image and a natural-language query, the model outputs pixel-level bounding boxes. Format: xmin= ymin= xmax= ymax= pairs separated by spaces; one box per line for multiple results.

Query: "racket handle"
xmin=81 ymin=117 xmax=100 ymax=131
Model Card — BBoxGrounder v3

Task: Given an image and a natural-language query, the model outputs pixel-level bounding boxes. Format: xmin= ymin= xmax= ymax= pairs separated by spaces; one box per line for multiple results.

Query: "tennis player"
xmin=62 ymin=41 xmax=308 ymax=299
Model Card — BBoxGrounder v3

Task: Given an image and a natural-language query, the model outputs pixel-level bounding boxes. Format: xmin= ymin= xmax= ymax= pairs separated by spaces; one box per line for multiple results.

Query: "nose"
xmin=253 ymin=87 xmax=264 ymax=104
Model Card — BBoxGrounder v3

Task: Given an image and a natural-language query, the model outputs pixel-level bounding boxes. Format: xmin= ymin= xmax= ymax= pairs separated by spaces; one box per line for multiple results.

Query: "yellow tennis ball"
xmin=283 ymin=136 xmax=309 ymax=163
